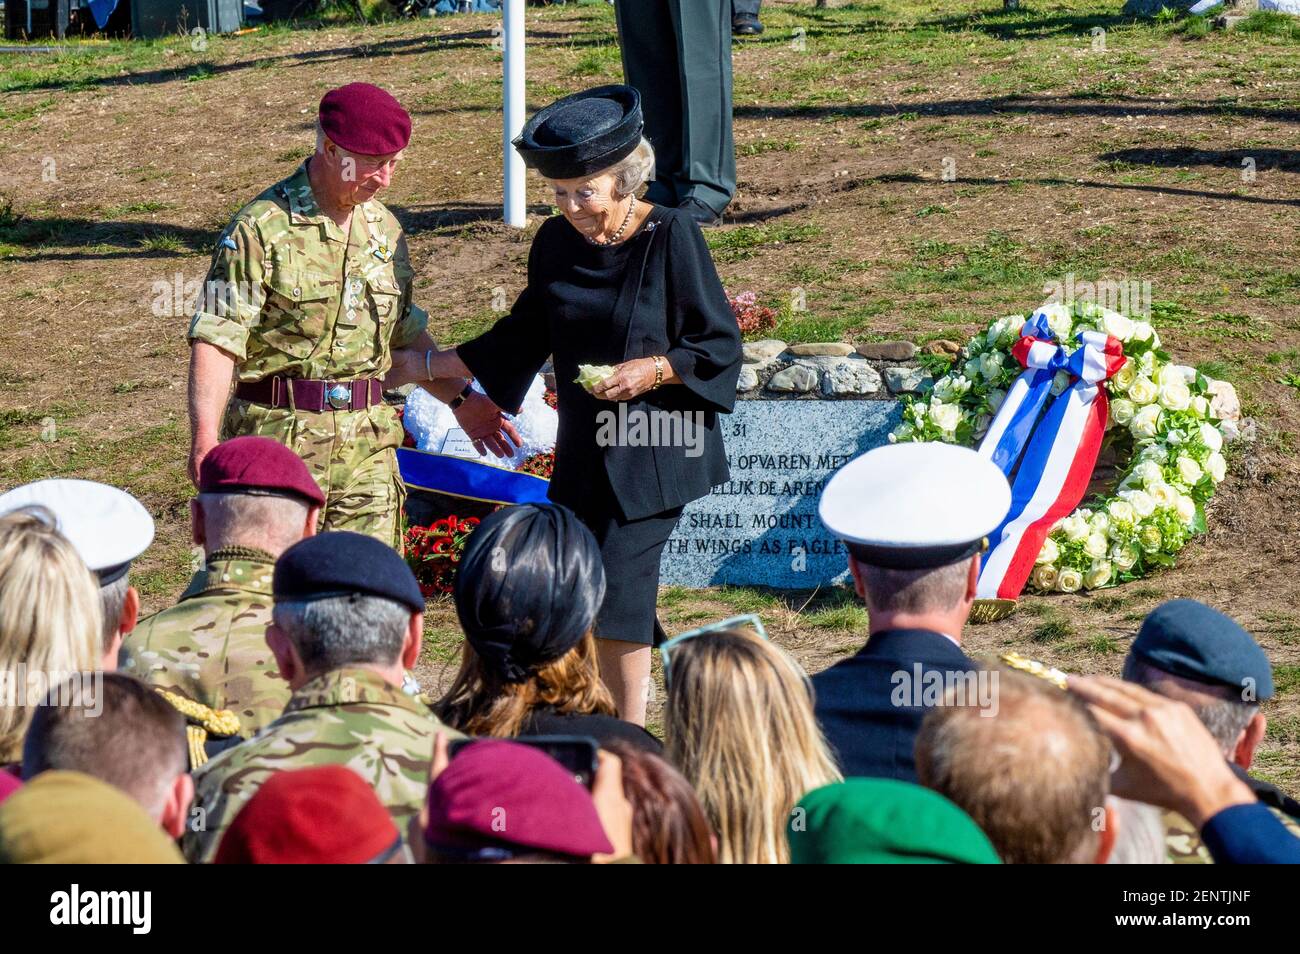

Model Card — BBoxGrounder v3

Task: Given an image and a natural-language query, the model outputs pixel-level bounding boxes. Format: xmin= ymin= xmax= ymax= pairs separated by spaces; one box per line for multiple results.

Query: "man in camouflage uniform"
xmin=182 ymin=531 xmax=461 ymax=863
xmin=120 ymin=437 xmax=324 ymax=753
xmin=187 ymin=82 xmax=518 ymax=549
xmin=1119 ymin=599 xmax=1300 ymax=862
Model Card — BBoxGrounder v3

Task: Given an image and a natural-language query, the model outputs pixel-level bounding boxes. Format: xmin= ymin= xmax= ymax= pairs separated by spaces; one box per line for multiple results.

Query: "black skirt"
xmin=563 ymin=468 xmax=683 ymax=647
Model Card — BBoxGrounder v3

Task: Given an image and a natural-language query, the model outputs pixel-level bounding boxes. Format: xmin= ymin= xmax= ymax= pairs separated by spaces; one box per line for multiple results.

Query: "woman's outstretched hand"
xmin=454 ymin=391 xmax=522 ymax=458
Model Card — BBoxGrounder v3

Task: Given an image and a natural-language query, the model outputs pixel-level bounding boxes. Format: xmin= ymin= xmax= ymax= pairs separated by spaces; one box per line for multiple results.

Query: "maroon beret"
xmin=423 ymin=740 xmax=613 ymax=860
xmin=214 ymin=766 xmax=401 ymax=864
xmin=199 ymin=436 xmax=325 ymax=507
xmin=319 ymin=83 xmax=412 ymax=157
xmin=0 ymin=768 xmax=19 ymax=807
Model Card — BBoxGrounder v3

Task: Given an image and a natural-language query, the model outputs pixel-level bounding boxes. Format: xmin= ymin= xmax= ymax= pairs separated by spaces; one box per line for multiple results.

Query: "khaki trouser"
xmin=221 ymin=398 xmax=406 ymax=551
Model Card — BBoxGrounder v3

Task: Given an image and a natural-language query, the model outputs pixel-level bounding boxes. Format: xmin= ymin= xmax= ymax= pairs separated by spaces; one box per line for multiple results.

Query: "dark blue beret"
xmin=273 ymin=531 xmax=424 ymax=613
xmin=1132 ymin=599 xmax=1273 ymax=700
xmin=513 ymin=84 xmax=643 ymax=180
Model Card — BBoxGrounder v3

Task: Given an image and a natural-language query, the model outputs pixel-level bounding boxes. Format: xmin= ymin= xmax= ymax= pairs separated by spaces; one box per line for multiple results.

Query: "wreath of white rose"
xmin=892 ymin=301 xmax=1237 ymax=595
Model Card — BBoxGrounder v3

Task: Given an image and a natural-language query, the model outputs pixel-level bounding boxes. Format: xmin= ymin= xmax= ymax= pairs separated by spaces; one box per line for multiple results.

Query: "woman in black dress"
xmin=421 ymin=85 xmax=742 ymax=725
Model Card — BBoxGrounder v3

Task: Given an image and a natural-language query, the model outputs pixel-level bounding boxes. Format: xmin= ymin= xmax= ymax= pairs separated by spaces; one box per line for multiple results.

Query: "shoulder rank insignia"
xmin=156 ymin=688 xmax=242 ymax=768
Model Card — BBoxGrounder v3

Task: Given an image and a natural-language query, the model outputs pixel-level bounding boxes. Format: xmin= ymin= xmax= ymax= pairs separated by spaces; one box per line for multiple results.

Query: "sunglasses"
xmin=658 ymin=614 xmax=769 ymax=691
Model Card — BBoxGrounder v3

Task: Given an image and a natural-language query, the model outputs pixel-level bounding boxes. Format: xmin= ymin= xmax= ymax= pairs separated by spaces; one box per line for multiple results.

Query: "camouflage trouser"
xmin=222 ymin=398 xmax=406 ymax=551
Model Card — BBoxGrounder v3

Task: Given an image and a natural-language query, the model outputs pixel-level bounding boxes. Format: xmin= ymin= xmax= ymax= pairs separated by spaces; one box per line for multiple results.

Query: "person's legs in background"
xmin=598 ymin=638 xmax=652 ymax=727
xmin=615 ymin=0 xmax=735 ymax=224
xmin=732 ymin=0 xmax=764 ymax=35
xmin=614 ymin=0 xmax=680 ymax=208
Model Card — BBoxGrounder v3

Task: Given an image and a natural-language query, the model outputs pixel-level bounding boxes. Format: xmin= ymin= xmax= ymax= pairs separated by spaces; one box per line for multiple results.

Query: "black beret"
xmin=512 ymin=84 xmax=644 ymax=180
xmin=273 ymin=531 xmax=424 ymax=613
xmin=1131 ymin=599 xmax=1273 ymax=700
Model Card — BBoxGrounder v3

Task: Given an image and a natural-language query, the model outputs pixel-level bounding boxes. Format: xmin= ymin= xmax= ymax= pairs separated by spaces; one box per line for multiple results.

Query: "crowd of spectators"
xmin=0 ymin=439 xmax=1296 ymax=864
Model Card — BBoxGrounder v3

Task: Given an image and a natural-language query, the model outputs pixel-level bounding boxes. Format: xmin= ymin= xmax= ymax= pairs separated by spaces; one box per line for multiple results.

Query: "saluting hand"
xmin=590 ymin=357 xmax=663 ymax=402
xmin=1068 ymin=676 xmax=1255 ymax=827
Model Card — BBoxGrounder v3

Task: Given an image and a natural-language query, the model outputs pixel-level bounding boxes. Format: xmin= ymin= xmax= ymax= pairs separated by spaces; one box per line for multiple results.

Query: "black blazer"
xmin=457 ymin=206 xmax=742 ymax=521
xmin=811 ymin=628 xmax=978 ymax=783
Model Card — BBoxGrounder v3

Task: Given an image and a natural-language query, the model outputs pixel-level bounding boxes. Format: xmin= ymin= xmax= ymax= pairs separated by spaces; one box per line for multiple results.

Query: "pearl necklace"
xmin=586 ymin=197 xmax=637 ymax=246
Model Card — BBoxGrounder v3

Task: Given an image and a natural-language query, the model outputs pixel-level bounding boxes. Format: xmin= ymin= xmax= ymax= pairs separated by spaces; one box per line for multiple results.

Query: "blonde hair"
xmin=0 ymin=509 xmax=103 ymax=763
xmin=664 ymin=629 xmax=842 ymax=864
xmin=434 ymin=632 xmax=616 ymax=738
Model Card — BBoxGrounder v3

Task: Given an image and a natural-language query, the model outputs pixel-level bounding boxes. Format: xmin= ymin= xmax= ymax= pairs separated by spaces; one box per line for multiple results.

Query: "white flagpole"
xmin=502 ymin=0 xmax=526 ymax=227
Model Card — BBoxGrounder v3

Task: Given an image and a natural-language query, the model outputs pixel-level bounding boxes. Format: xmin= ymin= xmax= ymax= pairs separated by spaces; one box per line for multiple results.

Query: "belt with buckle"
xmin=234 ymin=377 xmax=384 ymax=412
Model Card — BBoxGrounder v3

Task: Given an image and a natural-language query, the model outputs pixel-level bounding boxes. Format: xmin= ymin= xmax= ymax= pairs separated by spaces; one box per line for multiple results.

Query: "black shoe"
xmin=678 ymin=197 xmax=724 ymax=227
xmin=732 ymin=13 xmax=763 ymax=35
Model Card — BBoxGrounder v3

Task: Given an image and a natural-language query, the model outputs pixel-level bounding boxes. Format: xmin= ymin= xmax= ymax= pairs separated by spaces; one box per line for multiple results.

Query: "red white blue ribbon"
xmin=979 ymin=312 xmax=1064 ymax=475
xmin=976 ymin=327 xmax=1127 ymax=601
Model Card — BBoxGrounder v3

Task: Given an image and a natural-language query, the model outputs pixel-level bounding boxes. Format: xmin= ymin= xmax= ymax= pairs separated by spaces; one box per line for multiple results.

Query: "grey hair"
xmin=196 ymin=492 xmax=310 ymax=558
xmin=315 ymin=120 xmax=326 ymax=155
xmin=1106 ymin=798 xmax=1170 ymax=865
xmin=1122 ymin=656 xmax=1259 ymax=755
xmin=272 ymin=594 xmax=410 ymax=676
xmin=99 ymin=573 xmax=131 ymax=650
xmin=608 ymin=137 xmax=655 ymax=197
xmin=857 ymin=557 xmax=971 ymax=615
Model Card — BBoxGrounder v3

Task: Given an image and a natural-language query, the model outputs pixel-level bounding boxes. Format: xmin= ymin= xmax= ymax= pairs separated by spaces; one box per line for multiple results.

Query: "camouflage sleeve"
xmin=389 ymin=232 xmax=427 ymax=350
xmin=187 ymin=218 xmax=268 ymax=361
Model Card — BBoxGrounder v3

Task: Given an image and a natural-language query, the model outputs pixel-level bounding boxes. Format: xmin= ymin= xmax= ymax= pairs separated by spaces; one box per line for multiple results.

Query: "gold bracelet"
xmin=652 ymin=356 xmax=664 ymax=390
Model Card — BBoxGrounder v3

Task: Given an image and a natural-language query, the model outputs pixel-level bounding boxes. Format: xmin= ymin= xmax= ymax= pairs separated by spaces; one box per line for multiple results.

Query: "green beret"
xmin=0 ymin=771 xmax=184 ymax=864
xmin=1132 ymin=599 xmax=1273 ymax=700
xmin=788 ymin=778 xmax=1000 ymax=864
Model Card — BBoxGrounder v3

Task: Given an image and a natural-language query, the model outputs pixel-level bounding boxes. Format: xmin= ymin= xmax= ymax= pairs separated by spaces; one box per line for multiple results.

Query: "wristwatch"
xmin=449 ymin=381 xmax=474 ymax=410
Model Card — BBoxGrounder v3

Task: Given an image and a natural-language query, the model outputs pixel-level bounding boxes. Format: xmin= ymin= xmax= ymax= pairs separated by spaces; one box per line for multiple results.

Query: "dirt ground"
xmin=2 ymin=1 xmax=1299 ymax=785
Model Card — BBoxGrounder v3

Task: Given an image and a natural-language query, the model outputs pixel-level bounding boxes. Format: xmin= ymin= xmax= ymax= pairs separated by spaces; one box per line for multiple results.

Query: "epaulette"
xmin=156 ymin=689 xmax=242 ymax=769
xmin=1000 ymin=652 xmax=1069 ymax=690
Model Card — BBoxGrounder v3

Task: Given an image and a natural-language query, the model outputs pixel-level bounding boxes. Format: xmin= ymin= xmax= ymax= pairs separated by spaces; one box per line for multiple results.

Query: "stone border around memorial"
xmin=519 ymin=340 xmax=938 ymax=401
xmin=737 ymin=339 xmax=932 ymax=400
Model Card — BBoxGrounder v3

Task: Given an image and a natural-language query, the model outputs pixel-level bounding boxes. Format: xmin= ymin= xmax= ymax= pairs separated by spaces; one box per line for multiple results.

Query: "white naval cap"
xmin=0 ymin=479 xmax=155 ymax=584
xmin=818 ymin=442 xmax=1012 ymax=569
